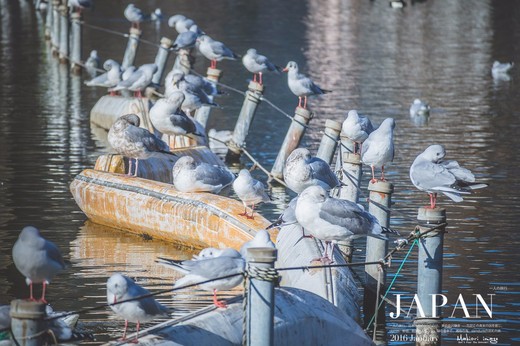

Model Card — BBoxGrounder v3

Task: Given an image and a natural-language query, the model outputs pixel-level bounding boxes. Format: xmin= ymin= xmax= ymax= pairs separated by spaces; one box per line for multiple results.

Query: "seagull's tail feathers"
xmin=155 ymin=257 xmax=189 ymax=274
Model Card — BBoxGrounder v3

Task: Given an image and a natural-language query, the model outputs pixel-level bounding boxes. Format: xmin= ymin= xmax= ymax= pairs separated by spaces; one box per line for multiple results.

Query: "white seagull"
xmin=409 ymin=99 xmax=430 ymax=117
xmin=232 ymin=169 xmax=271 ymax=219
xmin=491 ymin=60 xmax=513 ymax=80
xmin=107 ymin=273 xmax=169 ymax=342
xmin=283 ymin=148 xmax=340 ymax=194
xmin=283 ymin=61 xmax=331 ymax=109
xmin=84 ymin=59 xmax=122 ymax=94
xmin=109 ymin=63 xmax=157 ymax=98
xmin=168 ymin=15 xmax=196 ymax=34
xmin=361 ymin=118 xmax=395 ymax=182
xmin=242 ymin=48 xmax=281 ymax=85
xmin=172 ymin=156 xmax=235 ymax=194
xmin=124 ymin=4 xmax=145 ymax=29
xmin=341 ymin=110 xmax=374 ymax=154
xmin=197 ymin=35 xmax=240 ymax=69
xmin=12 ymin=226 xmax=66 ymax=303
xmin=409 ymin=144 xmax=488 ymax=209
xmin=108 ymin=114 xmax=174 ymax=176
xmin=240 ymin=230 xmax=276 ymax=258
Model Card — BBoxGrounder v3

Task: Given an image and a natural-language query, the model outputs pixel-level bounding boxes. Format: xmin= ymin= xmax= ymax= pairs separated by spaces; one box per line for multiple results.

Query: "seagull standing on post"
xmin=197 ymin=35 xmax=240 ymax=69
xmin=283 ymin=61 xmax=331 ymax=109
xmin=361 ymin=118 xmax=395 ymax=183
xmin=242 ymin=48 xmax=281 ymax=85
xmin=232 ymin=169 xmax=271 ymax=219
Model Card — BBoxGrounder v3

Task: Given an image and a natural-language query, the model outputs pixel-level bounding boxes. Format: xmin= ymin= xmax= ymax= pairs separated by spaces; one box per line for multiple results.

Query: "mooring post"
xmin=173 ymin=48 xmax=194 ymax=75
xmin=70 ymin=12 xmax=82 ymax=74
xmin=9 ymin=300 xmax=47 ymax=346
xmin=363 ymin=180 xmax=393 ymax=340
xmin=270 ymin=107 xmax=313 ymax=179
xmin=414 ymin=207 xmax=446 ymax=346
xmin=316 ymin=119 xmax=341 ymax=164
xmin=58 ymin=4 xmax=69 ymax=64
xmin=51 ymin=0 xmax=60 ymax=56
xmin=194 ymin=67 xmax=222 ymax=128
xmin=246 ymin=247 xmax=277 ymax=346
xmin=45 ymin=0 xmax=53 ymax=40
xmin=226 ymin=81 xmax=264 ymax=161
xmin=121 ymin=28 xmax=141 ymax=70
xmin=151 ymin=37 xmax=173 ymax=86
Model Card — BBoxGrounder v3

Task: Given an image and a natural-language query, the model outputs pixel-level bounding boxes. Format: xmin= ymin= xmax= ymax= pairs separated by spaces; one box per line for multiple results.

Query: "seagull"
xmin=282 ymin=61 xmax=331 ymax=109
xmin=240 ymin=230 xmax=276 ymax=258
xmin=85 ymin=50 xmax=100 ymax=77
xmin=107 ymin=274 xmax=169 ymax=342
xmin=242 ymin=48 xmax=281 ymax=85
xmin=156 ymin=255 xmax=245 ymax=308
xmin=150 ymin=8 xmax=163 ymax=22
xmin=409 ymin=144 xmax=488 ymax=209
xmin=361 ymin=118 xmax=395 ymax=183
xmin=108 ymin=114 xmax=174 ymax=176
xmin=341 ymin=110 xmax=374 ymax=154
xmin=192 ymin=247 xmax=242 ymax=260
xmin=84 ymin=59 xmax=122 ymax=94
xmin=124 ymin=4 xmax=144 ymax=29
xmin=295 ymin=186 xmax=386 ymax=263
xmin=166 ymin=70 xmax=219 ymax=107
xmin=67 ymin=0 xmax=91 ymax=13
xmin=149 ymin=91 xmax=205 ymax=141
xmin=168 ymin=15 xmax=196 ymax=34
xmin=172 ymin=75 xmax=218 ymax=115
xmin=110 ymin=63 xmax=157 ymax=98
xmin=232 ymin=169 xmax=271 ymax=219
xmin=172 ymin=25 xmax=201 ymax=50
xmin=491 ymin=61 xmax=513 ymax=79
xmin=197 ymin=35 xmax=240 ymax=69
xmin=283 ymin=148 xmax=340 ymax=194
xmin=172 ymin=156 xmax=235 ymax=194
xmin=409 ymin=99 xmax=430 ymax=117
xmin=12 ymin=226 xmax=66 ymax=303
xmin=266 ymin=196 xmax=299 ymax=230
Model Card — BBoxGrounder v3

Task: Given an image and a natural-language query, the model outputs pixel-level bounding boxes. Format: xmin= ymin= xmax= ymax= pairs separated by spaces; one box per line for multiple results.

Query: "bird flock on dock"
xmin=8 ymin=1 xmax=502 ymax=342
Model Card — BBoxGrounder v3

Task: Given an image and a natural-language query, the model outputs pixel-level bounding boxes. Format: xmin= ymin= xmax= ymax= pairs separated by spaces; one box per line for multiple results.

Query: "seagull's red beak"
xmin=282 ymin=68 xmax=288 ymax=73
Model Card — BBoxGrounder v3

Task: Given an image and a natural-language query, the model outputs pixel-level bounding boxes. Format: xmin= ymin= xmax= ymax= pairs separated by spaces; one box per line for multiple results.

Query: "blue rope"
xmin=366 ymin=239 xmax=418 ymax=330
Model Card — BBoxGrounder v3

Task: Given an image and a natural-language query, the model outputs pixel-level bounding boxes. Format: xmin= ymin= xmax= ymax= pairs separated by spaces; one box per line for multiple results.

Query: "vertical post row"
xmin=58 ymin=4 xmax=69 ymax=64
xmin=152 ymin=37 xmax=173 ymax=86
xmin=121 ymin=28 xmax=141 ymax=70
xmin=10 ymin=300 xmax=47 ymax=346
xmin=316 ymin=119 xmax=341 ymax=164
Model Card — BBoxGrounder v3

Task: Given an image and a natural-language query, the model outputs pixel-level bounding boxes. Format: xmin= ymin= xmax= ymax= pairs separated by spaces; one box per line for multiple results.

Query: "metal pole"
xmin=173 ymin=48 xmax=194 ymax=75
xmin=58 ymin=5 xmax=69 ymax=64
xmin=270 ymin=107 xmax=312 ymax=179
xmin=316 ymin=119 xmax=341 ymax=164
xmin=121 ymin=28 xmax=141 ymax=70
xmin=194 ymin=67 xmax=222 ymax=128
xmin=226 ymin=81 xmax=264 ymax=161
xmin=415 ymin=207 xmax=446 ymax=346
xmin=246 ymin=247 xmax=277 ymax=346
xmin=152 ymin=37 xmax=173 ymax=86
xmin=363 ymin=180 xmax=393 ymax=340
xmin=9 ymin=300 xmax=46 ymax=346
xmin=70 ymin=12 xmax=82 ymax=74
xmin=51 ymin=0 xmax=60 ymax=56
xmin=45 ymin=0 xmax=53 ymax=40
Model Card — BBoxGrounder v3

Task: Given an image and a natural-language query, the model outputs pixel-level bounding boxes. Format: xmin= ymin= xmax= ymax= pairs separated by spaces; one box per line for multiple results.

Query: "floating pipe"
xmin=270 ymin=107 xmax=312 ymax=180
xmin=9 ymin=300 xmax=47 ymax=346
xmin=226 ymin=81 xmax=264 ymax=161
xmin=58 ymin=5 xmax=69 ymax=64
xmin=151 ymin=37 xmax=173 ymax=86
xmin=316 ymin=119 xmax=341 ymax=164
xmin=246 ymin=248 xmax=277 ymax=346
xmin=363 ymin=180 xmax=393 ymax=339
xmin=414 ymin=207 xmax=446 ymax=346
xmin=194 ymin=67 xmax=222 ymax=128
xmin=70 ymin=12 xmax=82 ymax=73
xmin=121 ymin=28 xmax=141 ymax=70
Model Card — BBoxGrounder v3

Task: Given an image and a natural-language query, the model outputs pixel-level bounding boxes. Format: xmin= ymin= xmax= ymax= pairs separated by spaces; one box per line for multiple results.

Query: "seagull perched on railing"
xmin=107 ymin=273 xmax=169 ymax=342
xmin=168 ymin=14 xmax=196 ymax=34
xmin=108 ymin=114 xmax=174 ymax=176
xmin=197 ymin=35 xmax=240 ymax=69
xmin=233 ymin=169 xmax=271 ymax=219
xmin=283 ymin=61 xmax=331 ymax=109
xmin=242 ymin=48 xmax=281 ymax=85
xmin=172 ymin=25 xmax=202 ymax=50
xmin=12 ymin=226 xmax=66 ymax=303
xmin=124 ymin=4 xmax=145 ymax=29
xmin=84 ymin=59 xmax=121 ymax=94
xmin=240 ymin=230 xmax=276 ymax=258
xmin=284 ymin=148 xmax=340 ymax=194
xmin=361 ymin=118 xmax=395 ymax=183
xmin=85 ymin=50 xmax=100 ymax=77
xmin=409 ymin=144 xmax=488 ymax=209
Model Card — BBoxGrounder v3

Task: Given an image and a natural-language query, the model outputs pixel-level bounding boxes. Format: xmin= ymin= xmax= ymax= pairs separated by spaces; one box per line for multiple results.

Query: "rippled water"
xmin=0 ymin=0 xmax=519 ymax=344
